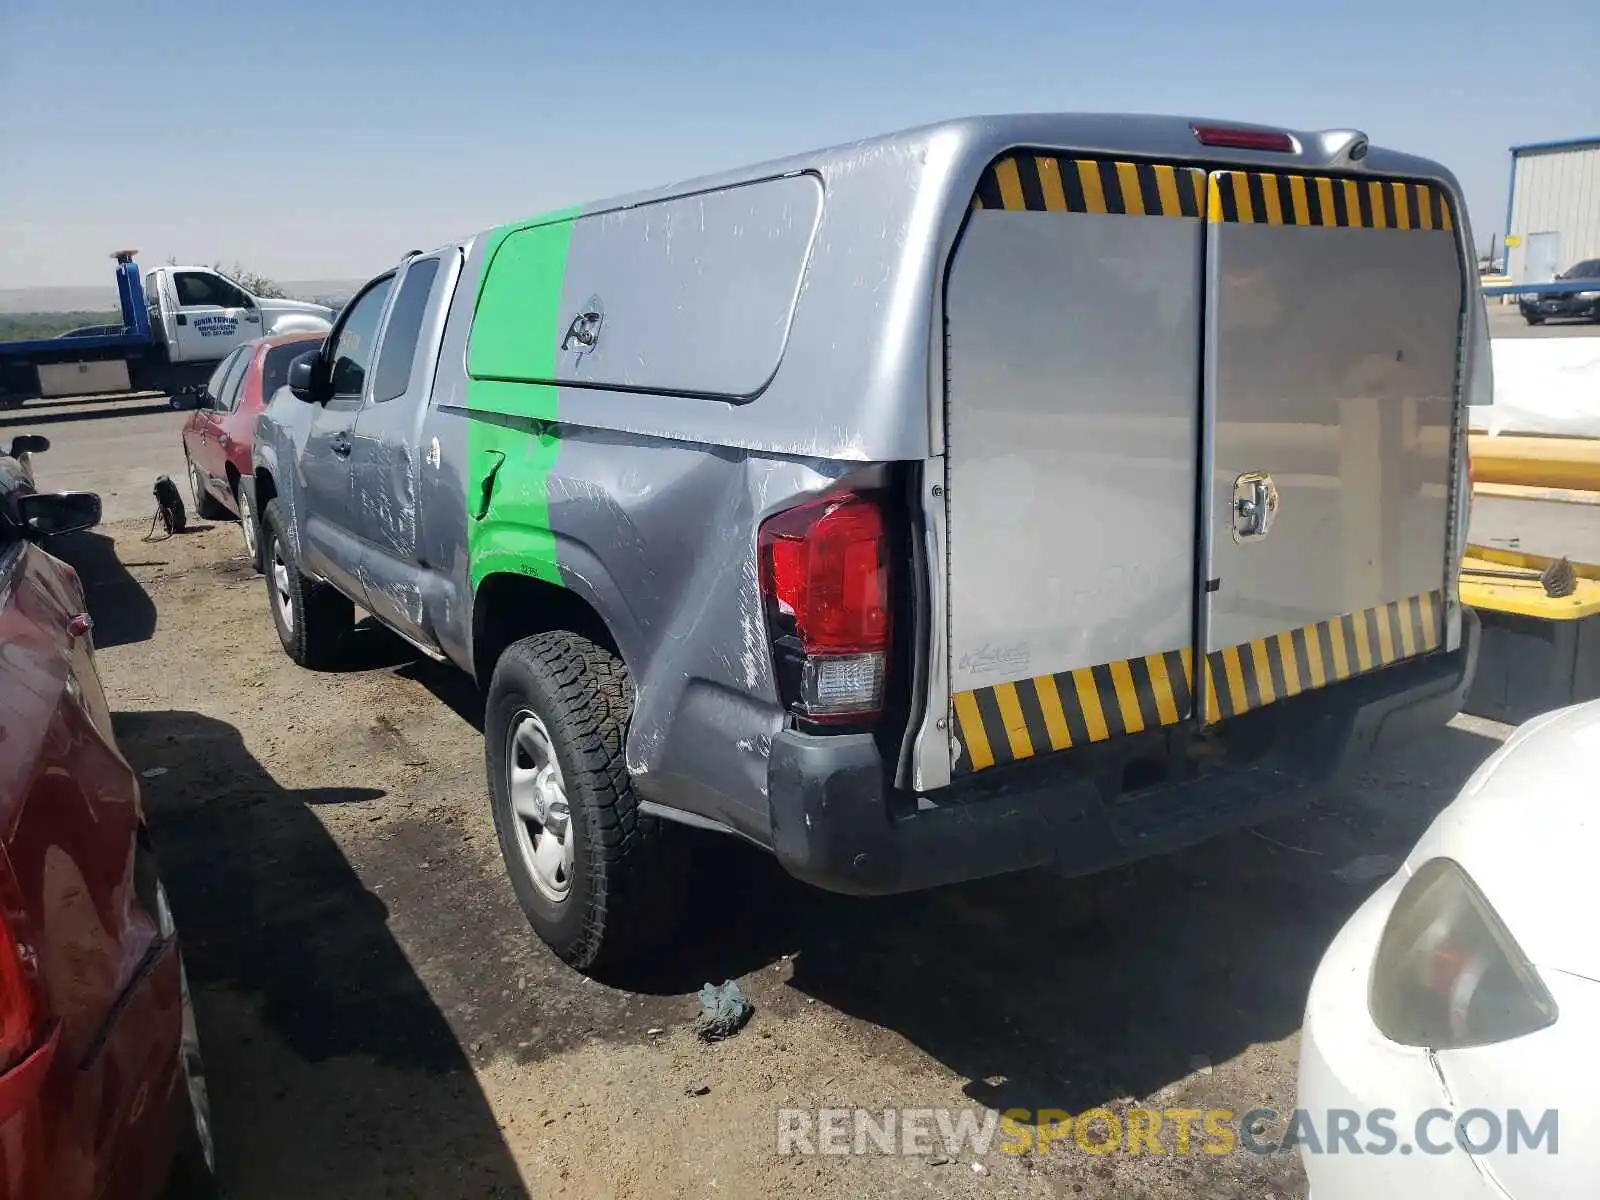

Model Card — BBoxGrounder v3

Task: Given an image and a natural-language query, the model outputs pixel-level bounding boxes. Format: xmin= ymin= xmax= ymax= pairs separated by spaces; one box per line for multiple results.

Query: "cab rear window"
xmin=262 ymin=341 xmax=319 ymax=401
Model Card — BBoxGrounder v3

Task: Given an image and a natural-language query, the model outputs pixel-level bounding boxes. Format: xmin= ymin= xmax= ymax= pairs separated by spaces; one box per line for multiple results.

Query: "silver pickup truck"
xmin=252 ymin=114 xmax=1485 ymax=974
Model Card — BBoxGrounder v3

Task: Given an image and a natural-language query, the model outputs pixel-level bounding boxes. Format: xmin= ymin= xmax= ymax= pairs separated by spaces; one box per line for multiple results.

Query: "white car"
xmin=1298 ymin=702 xmax=1600 ymax=1198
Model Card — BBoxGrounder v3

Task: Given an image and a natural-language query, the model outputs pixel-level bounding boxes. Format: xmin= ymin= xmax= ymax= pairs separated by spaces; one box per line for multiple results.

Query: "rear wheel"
xmin=263 ymin=499 xmax=352 ymax=668
xmin=1524 ymin=315 xmax=1545 ymax=326
xmin=156 ymin=883 xmax=218 ymax=1199
xmin=234 ymin=480 xmax=263 ymax=573
xmin=186 ymin=453 xmax=228 ymax=520
xmin=485 ymin=632 xmax=687 ymax=974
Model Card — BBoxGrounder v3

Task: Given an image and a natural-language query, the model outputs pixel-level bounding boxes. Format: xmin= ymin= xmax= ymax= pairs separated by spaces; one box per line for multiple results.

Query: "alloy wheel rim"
xmin=155 ymin=882 xmax=214 ymax=1175
xmin=505 ymin=709 xmax=575 ymax=903
xmin=239 ymin=491 xmax=256 ymax=557
xmin=178 ymin=960 xmax=215 ymax=1173
xmin=270 ymin=538 xmax=294 ymax=632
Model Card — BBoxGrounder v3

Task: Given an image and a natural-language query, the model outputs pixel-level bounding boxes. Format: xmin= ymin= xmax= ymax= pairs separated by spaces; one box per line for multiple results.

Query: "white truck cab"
xmin=142 ymin=266 xmax=335 ymax=364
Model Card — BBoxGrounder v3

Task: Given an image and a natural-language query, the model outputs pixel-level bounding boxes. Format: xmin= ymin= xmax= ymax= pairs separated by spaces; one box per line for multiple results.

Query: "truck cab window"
xmin=328 ymin=277 xmax=394 ymax=399
xmin=370 ymin=259 xmax=441 ymax=403
xmin=174 ymin=271 xmax=248 ymax=309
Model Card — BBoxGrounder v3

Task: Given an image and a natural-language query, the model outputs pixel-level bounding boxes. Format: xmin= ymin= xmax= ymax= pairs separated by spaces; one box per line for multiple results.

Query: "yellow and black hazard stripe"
xmin=952 ymin=590 xmax=1445 ymax=776
xmin=953 ymin=647 xmax=1198 ymax=776
xmin=1198 ymin=589 xmax=1444 ymax=723
xmin=972 ymin=155 xmax=1206 ymax=218
xmin=1207 ymin=172 xmax=1455 ymax=232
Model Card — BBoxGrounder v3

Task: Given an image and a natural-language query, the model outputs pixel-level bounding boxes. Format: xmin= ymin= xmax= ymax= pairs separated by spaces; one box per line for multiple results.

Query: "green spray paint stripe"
xmin=466 ymin=208 xmax=580 ymax=591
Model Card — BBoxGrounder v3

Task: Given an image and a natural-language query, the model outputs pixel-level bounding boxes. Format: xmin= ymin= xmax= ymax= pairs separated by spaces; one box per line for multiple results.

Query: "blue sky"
xmin=2 ymin=0 xmax=1596 ymax=287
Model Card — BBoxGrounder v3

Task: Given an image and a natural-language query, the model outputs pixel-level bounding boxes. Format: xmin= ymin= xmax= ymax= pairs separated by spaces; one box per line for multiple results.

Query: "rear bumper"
xmin=769 ymin=610 xmax=1478 ymax=895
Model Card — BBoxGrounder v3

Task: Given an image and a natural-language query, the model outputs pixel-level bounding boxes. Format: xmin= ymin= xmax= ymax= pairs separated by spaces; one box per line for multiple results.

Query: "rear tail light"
xmin=1191 ymin=124 xmax=1296 ymax=153
xmin=758 ymin=491 xmax=891 ymax=724
xmin=0 ymin=903 xmax=40 ymax=1073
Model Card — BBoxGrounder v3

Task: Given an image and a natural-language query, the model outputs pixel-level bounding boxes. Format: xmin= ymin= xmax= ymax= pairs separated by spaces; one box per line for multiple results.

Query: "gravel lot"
xmin=42 ymin=514 xmax=1510 ymax=1200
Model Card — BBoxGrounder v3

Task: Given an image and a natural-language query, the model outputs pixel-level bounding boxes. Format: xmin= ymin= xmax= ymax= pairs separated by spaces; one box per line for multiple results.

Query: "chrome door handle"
xmin=561 ymin=309 xmax=603 ymax=351
xmin=1231 ymin=472 xmax=1279 ymax=542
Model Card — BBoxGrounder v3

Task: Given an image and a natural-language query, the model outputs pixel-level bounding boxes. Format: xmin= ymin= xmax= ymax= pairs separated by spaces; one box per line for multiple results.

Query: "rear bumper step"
xmin=769 ymin=610 xmax=1478 ymax=895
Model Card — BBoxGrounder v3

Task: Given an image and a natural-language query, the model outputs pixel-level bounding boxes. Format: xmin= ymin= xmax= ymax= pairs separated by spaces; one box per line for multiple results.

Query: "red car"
xmin=0 ymin=446 xmax=214 ymax=1198
xmin=179 ymin=331 xmax=323 ymax=570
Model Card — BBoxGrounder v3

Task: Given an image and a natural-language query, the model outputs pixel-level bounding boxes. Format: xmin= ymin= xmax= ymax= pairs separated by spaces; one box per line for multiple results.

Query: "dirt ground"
xmin=52 ymin=515 xmax=1509 ymax=1200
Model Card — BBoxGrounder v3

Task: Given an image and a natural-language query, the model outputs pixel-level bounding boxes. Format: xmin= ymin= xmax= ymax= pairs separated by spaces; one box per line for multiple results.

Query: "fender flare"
xmin=468 ymin=527 xmax=648 ymax=680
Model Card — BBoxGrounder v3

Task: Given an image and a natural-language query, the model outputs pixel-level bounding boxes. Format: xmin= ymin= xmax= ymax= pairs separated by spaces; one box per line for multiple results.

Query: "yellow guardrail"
xmin=1469 ymin=433 xmax=1600 ymax=491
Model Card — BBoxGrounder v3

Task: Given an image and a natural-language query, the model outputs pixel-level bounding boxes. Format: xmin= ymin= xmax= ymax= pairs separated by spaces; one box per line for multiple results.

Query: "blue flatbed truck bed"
xmin=0 ymin=252 xmax=201 ymax=407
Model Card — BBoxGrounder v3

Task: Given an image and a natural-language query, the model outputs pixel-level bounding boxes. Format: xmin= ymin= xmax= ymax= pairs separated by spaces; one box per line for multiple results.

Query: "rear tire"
xmin=1524 ymin=316 xmax=1545 ymax=326
xmin=186 ymin=454 xmax=228 ymax=520
xmin=235 ymin=480 xmax=263 ymax=574
xmin=263 ymin=499 xmax=352 ymax=669
xmin=485 ymin=632 xmax=687 ymax=974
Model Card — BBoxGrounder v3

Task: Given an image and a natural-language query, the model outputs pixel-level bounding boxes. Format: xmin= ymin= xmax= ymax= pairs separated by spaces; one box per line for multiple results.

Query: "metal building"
xmin=1504 ymin=136 xmax=1600 ymax=284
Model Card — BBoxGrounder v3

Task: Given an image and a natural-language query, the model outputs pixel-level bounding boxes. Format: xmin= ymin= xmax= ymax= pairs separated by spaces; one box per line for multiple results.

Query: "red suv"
xmin=0 ymin=441 xmax=214 ymax=1198
xmin=179 ymin=330 xmax=324 ymax=571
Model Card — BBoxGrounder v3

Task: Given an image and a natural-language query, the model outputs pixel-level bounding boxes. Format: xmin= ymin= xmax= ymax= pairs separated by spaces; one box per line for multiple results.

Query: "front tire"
xmin=1524 ymin=315 xmax=1545 ymax=326
xmin=155 ymin=883 xmax=219 ymax=1200
xmin=263 ymin=499 xmax=352 ymax=668
xmin=486 ymin=632 xmax=687 ymax=974
xmin=186 ymin=454 xmax=228 ymax=520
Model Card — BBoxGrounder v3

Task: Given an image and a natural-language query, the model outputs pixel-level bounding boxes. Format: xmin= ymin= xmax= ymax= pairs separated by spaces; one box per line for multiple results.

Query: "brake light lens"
xmin=759 ymin=492 xmax=890 ymax=723
xmin=0 ymin=908 xmax=40 ymax=1072
xmin=1191 ymin=124 xmax=1296 ymax=153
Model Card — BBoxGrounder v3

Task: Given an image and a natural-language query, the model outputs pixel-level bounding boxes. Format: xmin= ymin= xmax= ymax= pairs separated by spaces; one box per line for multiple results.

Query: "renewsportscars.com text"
xmin=777 ymin=1106 xmax=1560 ymax=1159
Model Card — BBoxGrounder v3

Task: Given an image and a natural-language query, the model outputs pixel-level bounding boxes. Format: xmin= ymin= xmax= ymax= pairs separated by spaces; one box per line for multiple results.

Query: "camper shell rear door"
xmin=942 ymin=150 xmax=1465 ymax=781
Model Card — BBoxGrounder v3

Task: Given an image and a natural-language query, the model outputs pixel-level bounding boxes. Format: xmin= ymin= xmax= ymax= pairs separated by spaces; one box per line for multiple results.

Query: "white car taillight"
xmin=1369 ymin=857 xmax=1558 ymax=1049
xmin=758 ymin=491 xmax=891 ymax=725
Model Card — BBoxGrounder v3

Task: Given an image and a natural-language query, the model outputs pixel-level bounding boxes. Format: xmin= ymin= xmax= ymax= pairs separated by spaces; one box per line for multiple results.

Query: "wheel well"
xmin=254 ymin=467 xmax=277 ymax=509
xmin=225 ymin=461 xmax=241 ymax=491
xmin=472 ymin=572 xmax=621 ymax=688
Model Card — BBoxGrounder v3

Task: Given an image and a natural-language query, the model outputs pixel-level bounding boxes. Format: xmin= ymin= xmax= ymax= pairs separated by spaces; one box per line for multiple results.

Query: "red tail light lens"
xmin=0 ymin=910 xmax=40 ymax=1072
xmin=759 ymin=492 xmax=890 ymax=723
xmin=1191 ymin=124 xmax=1295 ymax=153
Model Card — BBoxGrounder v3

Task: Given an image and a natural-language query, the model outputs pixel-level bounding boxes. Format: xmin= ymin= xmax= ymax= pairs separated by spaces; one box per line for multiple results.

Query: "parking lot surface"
xmin=1 ymin=391 xmax=186 ymax=522
xmin=44 ymin=514 xmax=1510 ymax=1200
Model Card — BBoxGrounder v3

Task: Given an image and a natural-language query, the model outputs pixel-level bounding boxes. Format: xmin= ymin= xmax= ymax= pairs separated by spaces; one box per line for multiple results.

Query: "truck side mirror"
xmin=9 ymin=435 xmax=49 ymax=458
xmin=18 ymin=490 xmax=102 ymax=538
xmin=287 ymin=351 xmax=324 ymax=403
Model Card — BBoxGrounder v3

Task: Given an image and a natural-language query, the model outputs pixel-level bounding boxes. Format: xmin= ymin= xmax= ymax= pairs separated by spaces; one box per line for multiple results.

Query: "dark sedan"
xmin=1521 ymin=258 xmax=1600 ymax=325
